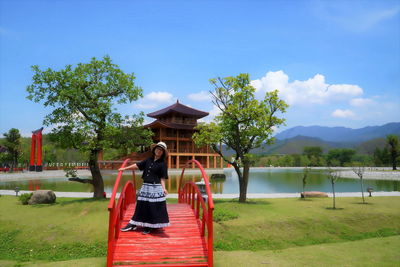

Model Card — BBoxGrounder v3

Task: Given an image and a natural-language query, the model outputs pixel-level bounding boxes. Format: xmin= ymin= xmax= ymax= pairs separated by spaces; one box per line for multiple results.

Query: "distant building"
xmin=133 ymin=101 xmax=223 ymax=169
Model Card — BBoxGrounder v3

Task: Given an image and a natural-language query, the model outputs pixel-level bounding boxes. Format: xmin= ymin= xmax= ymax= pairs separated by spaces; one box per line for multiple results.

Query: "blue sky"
xmin=0 ymin=0 xmax=399 ymax=137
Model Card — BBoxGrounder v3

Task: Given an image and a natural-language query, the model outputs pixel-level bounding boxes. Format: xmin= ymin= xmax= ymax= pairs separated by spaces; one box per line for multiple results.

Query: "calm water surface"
xmin=0 ymin=168 xmax=398 ymax=194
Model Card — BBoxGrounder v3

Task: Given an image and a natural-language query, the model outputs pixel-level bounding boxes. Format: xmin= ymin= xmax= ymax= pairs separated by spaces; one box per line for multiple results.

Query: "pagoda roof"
xmin=147 ymin=100 xmax=208 ymax=119
xmin=144 ymin=120 xmax=196 ymax=130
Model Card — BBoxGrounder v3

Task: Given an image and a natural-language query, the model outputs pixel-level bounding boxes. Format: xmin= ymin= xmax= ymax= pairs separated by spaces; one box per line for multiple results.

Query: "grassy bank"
xmin=0 ymin=195 xmax=399 ymax=266
xmin=213 ymin=197 xmax=400 ymax=251
xmin=0 ymin=197 xmax=109 ymax=262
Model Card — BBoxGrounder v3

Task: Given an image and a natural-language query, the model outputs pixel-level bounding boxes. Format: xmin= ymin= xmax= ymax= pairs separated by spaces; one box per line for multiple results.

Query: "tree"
xmin=27 ymin=56 xmax=152 ymax=198
xmin=373 ymin=147 xmax=390 ymax=166
xmin=302 ymin=166 xmax=311 ymax=198
xmin=106 ymin=121 xmax=153 ymax=158
xmin=303 ymin=146 xmax=323 ymax=166
xmin=386 ymin=135 xmax=399 ymax=170
xmin=327 ymin=148 xmax=355 ymax=166
xmin=352 ymin=164 xmax=366 ymax=204
xmin=193 ymin=73 xmax=288 ymax=202
xmin=326 ymin=168 xmax=340 ymax=209
xmin=2 ymin=128 xmax=22 ymax=172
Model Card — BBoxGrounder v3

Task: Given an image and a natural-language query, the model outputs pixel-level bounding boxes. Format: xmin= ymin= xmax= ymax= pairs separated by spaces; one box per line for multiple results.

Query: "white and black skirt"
xmin=129 ymin=183 xmax=170 ymax=228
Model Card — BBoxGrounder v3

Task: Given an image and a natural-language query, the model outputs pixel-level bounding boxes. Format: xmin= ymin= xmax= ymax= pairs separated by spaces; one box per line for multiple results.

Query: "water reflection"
xmin=0 ymin=169 xmax=399 ymax=194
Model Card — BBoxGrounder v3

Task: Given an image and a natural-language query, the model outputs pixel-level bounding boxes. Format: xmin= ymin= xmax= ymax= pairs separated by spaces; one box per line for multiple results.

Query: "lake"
xmin=0 ymin=168 xmax=399 ymax=194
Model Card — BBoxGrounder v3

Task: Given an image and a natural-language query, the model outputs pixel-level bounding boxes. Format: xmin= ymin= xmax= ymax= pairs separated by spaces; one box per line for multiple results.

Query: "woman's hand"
xmin=161 ymin=178 xmax=168 ymax=195
xmin=118 ymin=167 xmax=125 ymax=171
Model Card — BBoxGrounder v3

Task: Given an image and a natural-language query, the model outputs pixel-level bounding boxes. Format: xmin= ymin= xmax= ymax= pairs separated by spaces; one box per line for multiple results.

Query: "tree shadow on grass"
xmin=213 ymin=199 xmax=272 ymax=205
xmin=352 ymin=202 xmax=373 ymax=205
xmin=58 ymin=197 xmax=108 ymax=206
xmin=325 ymin=207 xmax=344 ymax=210
xmin=240 ymin=200 xmax=272 ymax=205
xmin=298 ymin=198 xmax=314 ymax=201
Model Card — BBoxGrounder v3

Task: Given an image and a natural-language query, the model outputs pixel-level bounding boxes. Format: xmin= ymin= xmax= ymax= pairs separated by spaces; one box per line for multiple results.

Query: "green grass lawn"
xmin=0 ymin=195 xmax=399 ymax=266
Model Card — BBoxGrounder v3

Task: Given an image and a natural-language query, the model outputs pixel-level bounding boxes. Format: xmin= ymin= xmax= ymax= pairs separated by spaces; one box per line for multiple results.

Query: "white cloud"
xmin=199 ymin=105 xmax=221 ymax=123
xmin=188 ymin=91 xmax=211 ymax=102
xmin=350 ymin=97 xmax=374 ymax=107
xmin=332 ymin=109 xmax=356 ymax=118
xmin=134 ymin=91 xmax=175 ymax=109
xmin=146 ymin=91 xmax=174 ymax=103
xmin=251 ymin=70 xmax=363 ymax=106
xmin=135 ymin=102 xmax=158 ymax=109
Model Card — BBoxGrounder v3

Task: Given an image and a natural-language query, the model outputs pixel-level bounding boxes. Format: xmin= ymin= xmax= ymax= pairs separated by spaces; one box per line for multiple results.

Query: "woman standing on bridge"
xmin=119 ymin=142 xmax=170 ymax=234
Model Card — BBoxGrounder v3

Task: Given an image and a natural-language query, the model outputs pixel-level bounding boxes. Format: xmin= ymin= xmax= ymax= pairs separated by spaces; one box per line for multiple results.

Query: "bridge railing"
xmin=178 ymin=159 xmax=214 ymax=267
xmin=106 ymin=159 xmax=137 ymax=267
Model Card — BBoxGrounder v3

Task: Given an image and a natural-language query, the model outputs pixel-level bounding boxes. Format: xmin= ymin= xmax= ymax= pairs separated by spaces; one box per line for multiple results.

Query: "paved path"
xmin=1 ymin=190 xmax=399 ymax=199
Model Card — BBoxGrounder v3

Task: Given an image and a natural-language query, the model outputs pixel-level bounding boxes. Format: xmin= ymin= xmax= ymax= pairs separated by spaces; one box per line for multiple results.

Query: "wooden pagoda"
xmin=144 ymin=100 xmax=222 ymax=169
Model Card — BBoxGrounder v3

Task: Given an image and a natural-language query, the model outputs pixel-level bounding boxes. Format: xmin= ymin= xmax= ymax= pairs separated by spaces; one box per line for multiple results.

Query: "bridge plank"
xmin=112 ymin=203 xmax=208 ymax=266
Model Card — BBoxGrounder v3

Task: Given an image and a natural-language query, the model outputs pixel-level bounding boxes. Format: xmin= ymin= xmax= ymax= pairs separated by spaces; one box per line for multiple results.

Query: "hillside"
xmin=222 ymin=135 xmax=391 ymax=156
xmin=275 ymin=122 xmax=400 ymax=143
xmin=248 ymin=136 xmax=351 ymax=155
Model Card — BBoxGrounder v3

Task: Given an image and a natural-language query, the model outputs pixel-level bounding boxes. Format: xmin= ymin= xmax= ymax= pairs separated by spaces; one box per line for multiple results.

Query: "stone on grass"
xmin=301 ymin=191 xmax=328 ymax=198
xmin=28 ymin=190 xmax=56 ymax=204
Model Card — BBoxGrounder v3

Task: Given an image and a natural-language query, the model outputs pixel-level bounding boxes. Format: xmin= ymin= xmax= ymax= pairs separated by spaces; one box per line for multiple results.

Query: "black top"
xmin=137 ymin=157 xmax=168 ymax=184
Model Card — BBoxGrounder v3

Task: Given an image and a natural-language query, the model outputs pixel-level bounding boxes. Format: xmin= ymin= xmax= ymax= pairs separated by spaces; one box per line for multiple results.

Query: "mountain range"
xmin=274 ymin=122 xmax=400 ymax=143
xmin=235 ymin=122 xmax=400 ymax=155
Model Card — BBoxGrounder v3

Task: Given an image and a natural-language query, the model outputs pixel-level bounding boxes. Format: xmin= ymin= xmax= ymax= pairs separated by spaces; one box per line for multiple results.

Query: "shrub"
xmin=19 ymin=193 xmax=33 ymax=205
xmin=64 ymin=167 xmax=77 ymax=178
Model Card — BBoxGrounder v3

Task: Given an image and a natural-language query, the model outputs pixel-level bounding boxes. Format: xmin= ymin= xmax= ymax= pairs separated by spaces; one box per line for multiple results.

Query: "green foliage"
xmin=386 ymin=134 xmax=399 ymax=170
xmin=253 ymin=154 xmax=322 ymax=167
xmin=18 ymin=193 xmax=33 ymax=205
xmin=26 ymin=56 xmax=150 ymax=154
xmin=303 ymin=146 xmax=322 ymax=158
xmin=326 ymin=148 xmax=356 ymax=166
xmin=194 ymin=73 xmax=288 ymax=202
xmin=1 ymin=128 xmax=22 ymax=171
xmin=64 ymin=167 xmax=77 ymax=178
xmin=105 ymin=116 xmax=153 ymax=158
xmin=26 ymin=56 xmax=152 ymax=197
xmin=303 ymin=146 xmax=324 ymax=166
xmin=373 ymin=147 xmax=390 ymax=166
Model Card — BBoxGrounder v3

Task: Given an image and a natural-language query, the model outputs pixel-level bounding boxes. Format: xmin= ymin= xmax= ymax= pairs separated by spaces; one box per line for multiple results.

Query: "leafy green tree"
xmin=2 ymin=128 xmax=22 ymax=172
xmin=193 ymin=73 xmax=288 ymax=202
xmin=304 ymin=146 xmax=322 ymax=157
xmin=373 ymin=147 xmax=390 ymax=166
xmin=351 ymin=154 xmax=373 ymax=166
xmin=27 ymin=56 xmax=152 ymax=197
xmin=106 ymin=121 xmax=153 ymax=158
xmin=303 ymin=146 xmax=323 ymax=166
xmin=327 ymin=148 xmax=356 ymax=166
xmin=326 ymin=168 xmax=340 ymax=209
xmin=386 ymin=135 xmax=399 ymax=170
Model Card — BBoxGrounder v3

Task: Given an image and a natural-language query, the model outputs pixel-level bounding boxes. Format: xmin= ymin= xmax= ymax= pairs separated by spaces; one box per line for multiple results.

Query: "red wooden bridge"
xmin=107 ymin=159 xmax=214 ymax=267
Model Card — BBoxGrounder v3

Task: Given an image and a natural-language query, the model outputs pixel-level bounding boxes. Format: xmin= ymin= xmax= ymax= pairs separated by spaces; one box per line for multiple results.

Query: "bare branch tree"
xmin=352 ymin=165 xmax=366 ymax=204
